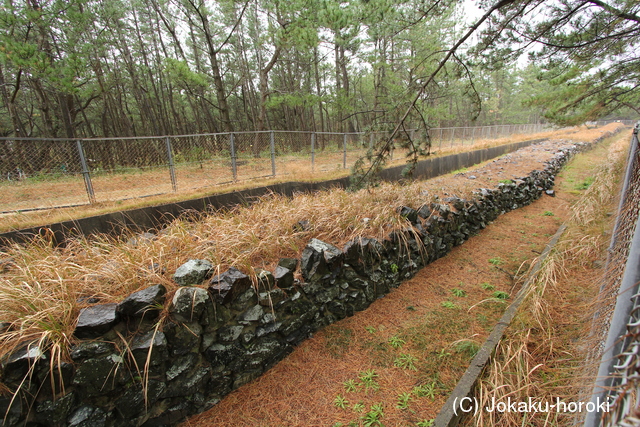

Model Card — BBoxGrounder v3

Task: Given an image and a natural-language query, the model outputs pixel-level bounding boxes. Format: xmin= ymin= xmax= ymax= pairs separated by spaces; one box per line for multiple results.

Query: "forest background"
xmin=1 ymin=0 xmax=638 ymax=144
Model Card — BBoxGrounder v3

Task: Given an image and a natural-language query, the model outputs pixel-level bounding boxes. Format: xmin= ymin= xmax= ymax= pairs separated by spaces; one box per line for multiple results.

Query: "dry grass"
xmin=471 ymin=131 xmax=629 ymax=426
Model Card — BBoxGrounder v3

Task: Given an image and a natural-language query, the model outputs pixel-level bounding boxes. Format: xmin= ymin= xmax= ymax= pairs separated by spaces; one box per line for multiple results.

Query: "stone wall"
xmin=0 ymin=142 xmax=591 ymax=426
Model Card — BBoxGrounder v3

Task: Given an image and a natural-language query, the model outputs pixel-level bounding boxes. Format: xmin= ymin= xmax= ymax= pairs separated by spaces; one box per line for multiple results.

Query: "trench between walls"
xmin=0 ymin=139 xmax=547 ymax=248
xmin=0 ymin=135 xmax=617 ymax=427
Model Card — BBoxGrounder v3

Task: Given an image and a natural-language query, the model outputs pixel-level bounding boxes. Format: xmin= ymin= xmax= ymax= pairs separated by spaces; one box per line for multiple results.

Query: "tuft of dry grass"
xmin=472 ymin=129 xmax=629 ymax=427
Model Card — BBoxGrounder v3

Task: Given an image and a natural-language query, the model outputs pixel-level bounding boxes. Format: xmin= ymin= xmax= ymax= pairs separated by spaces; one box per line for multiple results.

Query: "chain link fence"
xmin=584 ymin=123 xmax=640 ymax=426
xmin=0 ymin=123 xmax=553 ymax=213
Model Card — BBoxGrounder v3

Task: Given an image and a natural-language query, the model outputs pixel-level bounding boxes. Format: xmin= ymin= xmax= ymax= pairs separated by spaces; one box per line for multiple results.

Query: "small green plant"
xmin=352 ymin=402 xmax=365 ymax=413
xmin=481 ymin=282 xmax=495 ymax=291
xmin=451 ymin=288 xmax=466 ymax=297
xmin=441 ymin=301 xmax=457 ymax=309
xmin=344 ymin=379 xmax=359 ymax=393
xmin=493 ymin=290 xmax=509 ymax=300
xmin=413 ymin=382 xmax=437 ymax=399
xmin=498 ymin=179 xmax=513 ymax=184
xmin=390 ymin=263 xmax=399 ymax=274
xmin=365 ymin=326 xmax=377 ymax=334
xmin=575 ymin=176 xmax=594 ymax=190
xmin=362 ymin=403 xmax=384 ymax=427
xmin=359 ymin=369 xmax=380 ymax=392
xmin=417 ymin=420 xmax=434 ymax=427
xmin=334 ymin=395 xmax=349 ymax=409
xmin=388 ymin=336 xmax=406 ymax=349
xmin=543 ymin=210 xmax=554 ymax=216
xmin=454 ymin=340 xmax=480 ymax=358
xmin=437 ymin=348 xmax=451 ymax=359
xmin=394 ymin=353 xmax=418 ymax=370
xmin=488 ymin=257 xmax=503 ymax=265
xmin=451 ymin=167 xmax=468 ymax=174
xmin=397 ymin=391 xmax=413 ymax=410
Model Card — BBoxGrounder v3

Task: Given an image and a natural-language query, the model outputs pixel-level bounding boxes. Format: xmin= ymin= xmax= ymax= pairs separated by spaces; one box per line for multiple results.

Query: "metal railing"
xmin=585 ymin=123 xmax=640 ymax=426
xmin=0 ymin=124 xmax=547 ymax=213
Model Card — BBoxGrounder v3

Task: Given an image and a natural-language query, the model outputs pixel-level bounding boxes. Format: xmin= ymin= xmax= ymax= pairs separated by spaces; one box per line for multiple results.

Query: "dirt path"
xmin=181 ymin=129 xmax=628 ymax=427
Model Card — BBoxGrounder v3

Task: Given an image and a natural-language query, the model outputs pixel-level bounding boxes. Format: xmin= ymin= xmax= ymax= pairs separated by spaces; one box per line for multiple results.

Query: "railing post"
xmin=343 ymin=133 xmax=347 ymax=169
xmin=165 ymin=136 xmax=177 ymax=192
xmin=76 ymin=139 xmax=96 ymax=204
xmin=230 ymin=133 xmax=237 ymax=181
xmin=270 ymin=131 xmax=276 ymax=177
xmin=311 ymin=132 xmax=316 ymax=172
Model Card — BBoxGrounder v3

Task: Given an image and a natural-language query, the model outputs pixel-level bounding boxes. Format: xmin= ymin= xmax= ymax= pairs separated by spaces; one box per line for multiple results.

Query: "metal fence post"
xmin=76 ymin=139 xmax=96 ymax=204
xmin=230 ymin=133 xmax=237 ymax=181
xmin=343 ymin=133 xmax=347 ymax=169
xmin=270 ymin=131 xmax=276 ymax=177
xmin=311 ymin=132 xmax=316 ymax=172
xmin=165 ymin=136 xmax=177 ymax=192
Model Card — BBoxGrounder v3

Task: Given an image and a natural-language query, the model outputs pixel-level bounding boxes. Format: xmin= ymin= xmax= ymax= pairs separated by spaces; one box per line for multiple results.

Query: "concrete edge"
xmin=433 ymin=224 xmax=568 ymax=427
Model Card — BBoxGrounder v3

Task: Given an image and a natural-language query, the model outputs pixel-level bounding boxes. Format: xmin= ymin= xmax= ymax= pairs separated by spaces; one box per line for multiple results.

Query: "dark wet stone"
xmin=278 ymin=258 xmax=298 ymax=271
xmin=170 ymin=286 xmax=210 ymax=322
xmin=164 ymin=321 xmax=202 ymax=356
xmin=218 ymin=325 xmax=244 ymax=343
xmin=130 ymin=330 xmax=168 ymax=367
xmin=68 ymin=405 xmax=108 ymax=427
xmin=70 ymin=341 xmax=116 ymax=362
xmin=35 ymin=392 xmax=76 ymax=425
xmin=73 ymin=354 xmax=124 ymax=396
xmin=300 ymin=238 xmax=343 ymax=282
xmin=117 ymin=284 xmax=166 ymax=318
xmin=255 ymin=268 xmax=275 ymax=290
xmin=75 ymin=304 xmax=118 ymax=339
xmin=398 ymin=206 xmax=418 ymax=223
xmin=173 ymin=259 xmax=213 ymax=286
xmin=238 ymin=305 xmax=264 ymax=325
xmin=209 ymin=267 xmax=252 ymax=305
xmin=274 ymin=266 xmax=294 ymax=290
xmin=115 ymin=380 xmax=165 ymax=419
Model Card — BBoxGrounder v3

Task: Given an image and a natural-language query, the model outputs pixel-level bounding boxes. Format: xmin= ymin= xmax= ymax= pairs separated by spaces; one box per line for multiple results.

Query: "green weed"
xmin=344 ymin=378 xmax=359 ymax=393
xmin=397 ymin=392 xmax=413 ymax=410
xmin=358 ymin=369 xmax=380 ymax=392
xmin=388 ymin=336 xmax=406 ymax=349
xmin=454 ymin=340 xmax=480 ymax=358
xmin=334 ymin=395 xmax=349 ymax=409
xmin=362 ymin=403 xmax=384 ymax=427
xmin=481 ymin=282 xmax=495 ymax=291
xmin=493 ymin=291 xmax=509 ymax=300
xmin=394 ymin=353 xmax=418 ymax=370
xmin=413 ymin=382 xmax=437 ymax=399
xmin=451 ymin=288 xmax=466 ymax=297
